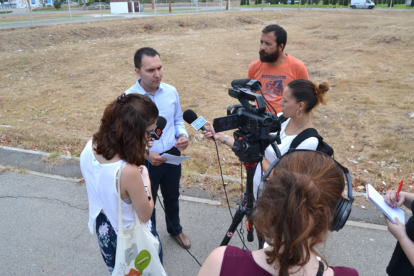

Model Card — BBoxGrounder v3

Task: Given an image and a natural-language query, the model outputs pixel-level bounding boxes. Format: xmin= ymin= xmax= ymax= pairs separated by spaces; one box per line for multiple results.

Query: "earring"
xmin=296 ymin=110 xmax=303 ymax=118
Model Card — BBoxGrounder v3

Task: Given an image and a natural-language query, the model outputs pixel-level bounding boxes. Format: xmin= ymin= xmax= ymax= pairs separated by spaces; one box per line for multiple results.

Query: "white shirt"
xmin=253 ymin=118 xmax=319 ymax=199
xmin=80 ymin=140 xmax=152 ymax=234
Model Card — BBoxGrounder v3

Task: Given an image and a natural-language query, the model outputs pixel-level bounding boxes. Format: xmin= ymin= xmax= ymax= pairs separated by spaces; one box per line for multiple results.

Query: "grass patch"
xmin=0 ymin=11 xmax=13 ymax=14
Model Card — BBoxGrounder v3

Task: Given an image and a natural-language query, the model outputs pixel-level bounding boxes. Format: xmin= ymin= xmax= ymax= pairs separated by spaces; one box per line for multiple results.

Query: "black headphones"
xmin=262 ymin=149 xmax=354 ymax=232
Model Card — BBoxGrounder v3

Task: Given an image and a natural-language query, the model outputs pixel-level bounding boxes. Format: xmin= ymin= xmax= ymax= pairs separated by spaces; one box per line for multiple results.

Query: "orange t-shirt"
xmin=247 ymin=54 xmax=309 ymax=114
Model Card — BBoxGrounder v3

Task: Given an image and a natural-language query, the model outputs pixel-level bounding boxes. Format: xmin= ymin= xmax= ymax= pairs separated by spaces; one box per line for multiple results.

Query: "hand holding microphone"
xmin=183 ymin=110 xmax=215 ymax=141
xmin=147 ymin=116 xmax=168 ymax=166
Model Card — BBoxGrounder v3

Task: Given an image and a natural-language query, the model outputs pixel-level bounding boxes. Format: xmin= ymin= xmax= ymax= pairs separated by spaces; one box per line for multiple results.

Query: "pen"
xmin=396 ymin=180 xmax=404 ymax=203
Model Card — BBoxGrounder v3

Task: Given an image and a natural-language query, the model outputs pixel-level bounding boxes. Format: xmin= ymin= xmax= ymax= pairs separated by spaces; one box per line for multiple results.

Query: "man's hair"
xmin=134 ymin=47 xmax=160 ymax=69
xmin=93 ymin=94 xmax=158 ymax=166
xmin=254 ymin=151 xmax=345 ymax=276
xmin=262 ymin=25 xmax=287 ymax=51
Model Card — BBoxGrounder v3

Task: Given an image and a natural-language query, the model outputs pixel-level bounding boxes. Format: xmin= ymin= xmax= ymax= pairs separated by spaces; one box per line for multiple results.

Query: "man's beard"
xmin=259 ymin=49 xmax=279 ymax=63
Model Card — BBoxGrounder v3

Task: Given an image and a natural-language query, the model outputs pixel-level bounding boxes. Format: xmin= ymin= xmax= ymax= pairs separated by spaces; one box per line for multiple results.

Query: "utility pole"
xmin=26 ymin=0 xmax=33 ymax=25
xmin=68 ymin=0 xmax=72 ymax=18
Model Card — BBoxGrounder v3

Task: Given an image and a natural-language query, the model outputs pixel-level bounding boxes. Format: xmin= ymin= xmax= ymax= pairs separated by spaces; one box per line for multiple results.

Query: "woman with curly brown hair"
xmin=198 ymin=151 xmax=359 ymax=276
xmin=80 ymin=93 xmax=161 ymax=274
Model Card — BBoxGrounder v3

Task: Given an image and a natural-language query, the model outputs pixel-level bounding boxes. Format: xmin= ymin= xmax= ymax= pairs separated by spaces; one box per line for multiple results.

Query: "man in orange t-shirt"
xmin=248 ymin=25 xmax=309 ymax=114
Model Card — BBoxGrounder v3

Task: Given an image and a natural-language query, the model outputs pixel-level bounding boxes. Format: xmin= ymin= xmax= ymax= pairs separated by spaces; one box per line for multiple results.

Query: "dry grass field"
xmin=1 ymin=10 xmax=413 ymax=201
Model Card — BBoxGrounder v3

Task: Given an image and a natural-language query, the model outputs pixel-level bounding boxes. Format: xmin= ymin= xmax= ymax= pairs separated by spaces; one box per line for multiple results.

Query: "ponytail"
xmin=288 ymin=79 xmax=329 ymax=113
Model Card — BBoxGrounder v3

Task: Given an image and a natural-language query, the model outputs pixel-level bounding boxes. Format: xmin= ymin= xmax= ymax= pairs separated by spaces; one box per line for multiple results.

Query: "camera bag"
xmin=289 ymin=128 xmax=334 ymax=157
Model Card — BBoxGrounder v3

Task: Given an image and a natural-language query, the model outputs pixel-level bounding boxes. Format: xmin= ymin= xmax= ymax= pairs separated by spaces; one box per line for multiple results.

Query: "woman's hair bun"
xmin=314 ymin=81 xmax=329 ymax=106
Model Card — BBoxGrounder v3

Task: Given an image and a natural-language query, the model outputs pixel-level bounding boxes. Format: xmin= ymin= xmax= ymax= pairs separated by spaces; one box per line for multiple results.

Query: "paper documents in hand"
xmin=366 ymin=184 xmax=405 ymax=225
xmin=160 ymin=153 xmax=190 ymax=165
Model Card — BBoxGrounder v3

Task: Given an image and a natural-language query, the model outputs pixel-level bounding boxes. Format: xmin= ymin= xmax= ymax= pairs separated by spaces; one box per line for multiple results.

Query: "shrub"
xmin=53 ymin=0 xmax=61 ymax=9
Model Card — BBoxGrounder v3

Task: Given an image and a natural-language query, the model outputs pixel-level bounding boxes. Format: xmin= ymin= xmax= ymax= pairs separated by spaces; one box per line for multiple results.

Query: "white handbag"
xmin=112 ymin=163 xmax=167 ymax=276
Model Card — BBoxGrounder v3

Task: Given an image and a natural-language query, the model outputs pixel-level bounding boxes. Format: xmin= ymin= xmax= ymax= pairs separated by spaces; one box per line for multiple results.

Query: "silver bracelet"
xmin=222 ymin=135 xmax=229 ymax=144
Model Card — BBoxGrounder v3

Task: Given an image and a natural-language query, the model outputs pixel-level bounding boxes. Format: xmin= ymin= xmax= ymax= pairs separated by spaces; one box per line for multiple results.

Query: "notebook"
xmin=366 ymin=184 xmax=405 ymax=225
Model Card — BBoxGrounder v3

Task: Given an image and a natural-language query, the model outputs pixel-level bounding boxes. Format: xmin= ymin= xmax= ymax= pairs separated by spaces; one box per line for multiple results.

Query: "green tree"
xmin=283 ymin=0 xmax=287 ymax=4
xmin=343 ymin=0 xmax=348 ymax=5
xmin=388 ymin=0 xmax=393 ymax=6
xmin=338 ymin=0 xmax=343 ymax=4
xmin=53 ymin=0 xmax=61 ymax=9
xmin=240 ymin=0 xmax=245 ymax=5
xmin=322 ymin=0 xmax=328 ymax=4
xmin=411 ymin=0 xmax=414 ymax=6
xmin=301 ymin=0 xmax=306 ymax=4
xmin=332 ymin=0 xmax=337 ymax=4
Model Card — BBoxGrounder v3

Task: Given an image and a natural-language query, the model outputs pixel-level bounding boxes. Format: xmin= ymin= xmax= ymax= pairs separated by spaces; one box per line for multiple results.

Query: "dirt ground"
xmin=1 ymin=10 xmax=413 ymax=199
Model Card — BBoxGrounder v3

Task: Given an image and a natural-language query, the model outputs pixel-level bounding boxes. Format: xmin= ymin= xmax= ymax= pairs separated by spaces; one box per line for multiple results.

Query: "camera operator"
xmin=203 ymin=79 xmax=329 ymax=196
xmin=198 ymin=151 xmax=359 ymax=276
xmin=248 ymin=25 xmax=309 ymax=114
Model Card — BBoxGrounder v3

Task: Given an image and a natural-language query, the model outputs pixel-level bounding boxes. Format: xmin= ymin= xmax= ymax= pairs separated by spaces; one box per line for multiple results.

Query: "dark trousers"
xmin=146 ymin=147 xmax=182 ymax=236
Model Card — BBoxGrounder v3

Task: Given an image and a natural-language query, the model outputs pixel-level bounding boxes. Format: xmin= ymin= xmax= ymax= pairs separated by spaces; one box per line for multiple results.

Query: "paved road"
xmin=0 ymin=169 xmax=398 ymax=276
xmin=0 ymin=147 xmax=404 ymax=276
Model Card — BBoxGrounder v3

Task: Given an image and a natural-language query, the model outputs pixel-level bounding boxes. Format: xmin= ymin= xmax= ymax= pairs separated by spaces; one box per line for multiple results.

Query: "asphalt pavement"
xmin=0 ymin=147 xmax=404 ymax=275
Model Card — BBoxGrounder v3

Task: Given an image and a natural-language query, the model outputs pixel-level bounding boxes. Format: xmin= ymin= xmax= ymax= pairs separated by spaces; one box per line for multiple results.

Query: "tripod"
xmin=220 ymin=142 xmax=281 ymax=249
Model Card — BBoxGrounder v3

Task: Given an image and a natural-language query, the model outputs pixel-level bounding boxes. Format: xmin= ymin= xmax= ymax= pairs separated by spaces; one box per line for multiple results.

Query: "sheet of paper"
xmin=160 ymin=153 xmax=190 ymax=165
xmin=366 ymin=184 xmax=405 ymax=225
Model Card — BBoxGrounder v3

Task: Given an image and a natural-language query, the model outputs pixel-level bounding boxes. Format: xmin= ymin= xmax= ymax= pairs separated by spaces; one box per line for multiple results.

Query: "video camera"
xmin=213 ymin=79 xmax=281 ymax=163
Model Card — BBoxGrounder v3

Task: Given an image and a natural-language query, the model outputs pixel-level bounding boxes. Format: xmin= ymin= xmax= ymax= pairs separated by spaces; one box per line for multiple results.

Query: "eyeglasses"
xmin=145 ymin=130 xmax=154 ymax=138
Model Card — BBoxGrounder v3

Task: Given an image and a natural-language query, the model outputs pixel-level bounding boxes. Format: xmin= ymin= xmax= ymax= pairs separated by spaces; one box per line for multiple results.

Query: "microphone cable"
xmin=147 ymin=158 xmax=202 ymax=267
xmin=259 ymin=87 xmax=277 ymax=115
xmin=212 ymin=139 xmax=250 ymax=251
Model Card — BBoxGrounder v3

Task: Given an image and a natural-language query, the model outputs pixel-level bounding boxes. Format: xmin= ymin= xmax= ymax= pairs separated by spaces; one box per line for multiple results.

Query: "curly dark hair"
xmin=254 ymin=151 xmax=345 ymax=276
xmin=93 ymin=94 xmax=158 ymax=166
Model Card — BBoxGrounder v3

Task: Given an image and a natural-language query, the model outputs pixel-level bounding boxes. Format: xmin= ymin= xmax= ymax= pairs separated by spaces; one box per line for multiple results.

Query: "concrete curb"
xmin=0 ymin=146 xmax=80 ymax=161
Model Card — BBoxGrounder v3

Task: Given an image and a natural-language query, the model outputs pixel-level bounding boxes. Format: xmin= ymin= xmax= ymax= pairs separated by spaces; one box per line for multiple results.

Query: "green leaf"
xmin=134 ymin=250 xmax=151 ymax=274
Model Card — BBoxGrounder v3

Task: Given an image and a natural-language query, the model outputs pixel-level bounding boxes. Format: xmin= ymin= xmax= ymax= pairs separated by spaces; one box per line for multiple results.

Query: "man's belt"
xmin=160 ymin=146 xmax=176 ymax=156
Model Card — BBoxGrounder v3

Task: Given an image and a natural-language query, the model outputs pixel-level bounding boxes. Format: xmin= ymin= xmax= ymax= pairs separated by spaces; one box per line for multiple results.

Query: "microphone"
xmin=151 ymin=116 xmax=167 ymax=140
xmin=183 ymin=110 xmax=215 ymax=141
xmin=231 ymin=78 xmax=261 ymax=91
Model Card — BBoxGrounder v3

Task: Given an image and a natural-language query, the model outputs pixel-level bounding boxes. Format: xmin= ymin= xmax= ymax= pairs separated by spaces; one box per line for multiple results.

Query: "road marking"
xmin=345 ymin=220 xmax=388 ymax=231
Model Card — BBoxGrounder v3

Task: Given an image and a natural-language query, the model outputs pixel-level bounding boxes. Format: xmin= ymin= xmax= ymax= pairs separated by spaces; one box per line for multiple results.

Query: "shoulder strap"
xmin=117 ymin=162 xmax=131 ymax=234
xmin=290 ymin=128 xmax=322 ymax=149
xmin=316 ymin=261 xmax=325 ymax=276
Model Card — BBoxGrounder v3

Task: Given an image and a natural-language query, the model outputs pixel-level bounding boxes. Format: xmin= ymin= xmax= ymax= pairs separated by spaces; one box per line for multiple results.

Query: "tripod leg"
xmin=220 ymin=205 xmax=245 ymax=246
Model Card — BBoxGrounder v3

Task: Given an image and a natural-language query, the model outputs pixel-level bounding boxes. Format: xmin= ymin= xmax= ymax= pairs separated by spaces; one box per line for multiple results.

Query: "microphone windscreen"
xmin=231 ymin=78 xmax=252 ymax=88
xmin=156 ymin=116 xmax=167 ymax=130
xmin=183 ymin=110 xmax=198 ymax=124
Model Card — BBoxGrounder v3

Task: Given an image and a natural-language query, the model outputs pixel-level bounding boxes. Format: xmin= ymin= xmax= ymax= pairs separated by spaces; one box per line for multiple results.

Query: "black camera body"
xmin=213 ymin=79 xmax=281 ymax=163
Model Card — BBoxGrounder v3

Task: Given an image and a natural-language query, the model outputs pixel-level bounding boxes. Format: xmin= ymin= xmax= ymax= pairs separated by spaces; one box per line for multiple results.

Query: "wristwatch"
xmin=178 ymin=133 xmax=186 ymax=139
xmin=222 ymin=135 xmax=229 ymax=144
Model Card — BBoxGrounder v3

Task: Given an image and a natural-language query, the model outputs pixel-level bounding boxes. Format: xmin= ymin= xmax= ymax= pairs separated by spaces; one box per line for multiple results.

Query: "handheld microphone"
xmin=151 ymin=116 xmax=167 ymax=140
xmin=183 ymin=110 xmax=215 ymax=141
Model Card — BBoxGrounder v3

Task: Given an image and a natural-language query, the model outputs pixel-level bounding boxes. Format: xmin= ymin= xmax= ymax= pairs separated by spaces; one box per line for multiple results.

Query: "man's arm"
xmin=173 ymin=91 xmax=189 ymax=152
xmin=296 ymin=60 xmax=309 ymax=80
